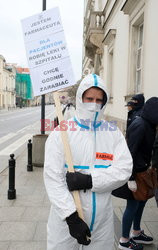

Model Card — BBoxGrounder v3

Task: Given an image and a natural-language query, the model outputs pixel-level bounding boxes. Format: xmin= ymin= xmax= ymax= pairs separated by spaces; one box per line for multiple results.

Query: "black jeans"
xmin=122 ymin=199 xmax=146 ymax=238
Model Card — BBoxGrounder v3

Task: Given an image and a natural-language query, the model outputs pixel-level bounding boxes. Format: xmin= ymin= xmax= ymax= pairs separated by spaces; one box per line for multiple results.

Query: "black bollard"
xmin=8 ymin=154 xmax=16 ymax=200
xmin=27 ymin=139 xmax=33 ymax=171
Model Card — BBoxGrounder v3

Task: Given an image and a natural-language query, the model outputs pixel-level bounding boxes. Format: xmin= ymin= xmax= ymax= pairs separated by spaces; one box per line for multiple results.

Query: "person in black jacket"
xmin=116 ymin=97 xmax=158 ymax=250
xmin=131 ymin=94 xmax=145 ymax=118
xmin=126 ymin=94 xmax=145 ymax=130
xmin=125 ymin=101 xmax=135 ymax=129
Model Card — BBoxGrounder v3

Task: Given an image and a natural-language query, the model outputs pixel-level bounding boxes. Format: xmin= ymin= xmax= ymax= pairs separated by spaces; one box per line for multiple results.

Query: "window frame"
xmin=126 ymin=7 xmax=145 ymax=96
xmin=135 ymin=22 xmax=144 ymax=93
xmin=102 ymin=29 xmax=116 ymax=102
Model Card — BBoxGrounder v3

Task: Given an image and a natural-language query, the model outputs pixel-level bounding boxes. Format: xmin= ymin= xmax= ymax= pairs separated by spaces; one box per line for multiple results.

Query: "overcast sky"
xmin=0 ymin=0 xmax=84 ymax=81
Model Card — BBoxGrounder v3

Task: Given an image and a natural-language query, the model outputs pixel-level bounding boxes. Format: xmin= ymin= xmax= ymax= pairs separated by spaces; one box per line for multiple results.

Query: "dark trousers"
xmin=122 ymin=199 xmax=146 ymax=238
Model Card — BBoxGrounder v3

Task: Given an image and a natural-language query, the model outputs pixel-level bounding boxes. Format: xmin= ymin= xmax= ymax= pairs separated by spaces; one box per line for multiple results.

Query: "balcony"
xmin=84 ymin=11 xmax=104 ymax=59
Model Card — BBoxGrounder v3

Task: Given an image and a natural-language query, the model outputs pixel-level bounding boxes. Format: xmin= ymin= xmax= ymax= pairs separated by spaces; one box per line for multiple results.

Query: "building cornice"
xmin=103 ymin=0 xmax=118 ymax=28
xmin=121 ymin=0 xmax=143 ymax=15
xmin=103 ymin=29 xmax=116 ymax=45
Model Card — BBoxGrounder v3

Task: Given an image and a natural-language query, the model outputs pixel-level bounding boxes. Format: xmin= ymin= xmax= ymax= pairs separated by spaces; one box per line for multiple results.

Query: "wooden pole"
xmin=53 ymin=91 xmax=84 ymax=220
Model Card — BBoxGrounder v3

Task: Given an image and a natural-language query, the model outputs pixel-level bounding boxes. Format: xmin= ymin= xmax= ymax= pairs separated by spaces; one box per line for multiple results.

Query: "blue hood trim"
xmin=74 ymin=117 xmax=90 ymax=130
xmin=74 ymin=117 xmax=102 ymax=130
xmin=93 ymin=74 xmax=98 ymax=86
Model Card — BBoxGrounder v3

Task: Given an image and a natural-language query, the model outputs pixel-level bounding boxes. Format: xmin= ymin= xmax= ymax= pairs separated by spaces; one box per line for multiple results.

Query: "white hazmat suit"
xmin=44 ymin=74 xmax=133 ymax=250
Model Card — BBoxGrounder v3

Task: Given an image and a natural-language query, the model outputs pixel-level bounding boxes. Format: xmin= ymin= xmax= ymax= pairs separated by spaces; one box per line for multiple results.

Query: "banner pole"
xmin=41 ymin=0 xmax=46 ymax=134
xmin=53 ymin=91 xmax=84 ymax=220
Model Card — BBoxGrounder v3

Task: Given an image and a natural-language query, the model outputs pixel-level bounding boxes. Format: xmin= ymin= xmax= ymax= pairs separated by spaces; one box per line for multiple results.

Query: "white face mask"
xmin=83 ymin=102 xmax=102 ymax=112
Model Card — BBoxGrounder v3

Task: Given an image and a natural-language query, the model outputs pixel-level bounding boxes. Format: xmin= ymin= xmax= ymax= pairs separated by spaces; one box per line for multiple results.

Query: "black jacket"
xmin=127 ymin=117 xmax=156 ymax=175
xmin=126 ymin=110 xmax=135 ymax=129
xmin=128 ymin=97 xmax=158 ymax=174
xmin=112 ymin=97 xmax=158 ymax=199
xmin=126 ymin=108 xmax=143 ymax=130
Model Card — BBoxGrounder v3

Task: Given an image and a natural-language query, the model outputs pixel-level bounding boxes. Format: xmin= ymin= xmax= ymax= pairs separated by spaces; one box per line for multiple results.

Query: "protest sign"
xmin=21 ymin=7 xmax=75 ymax=96
xmin=21 ymin=7 xmax=85 ymax=223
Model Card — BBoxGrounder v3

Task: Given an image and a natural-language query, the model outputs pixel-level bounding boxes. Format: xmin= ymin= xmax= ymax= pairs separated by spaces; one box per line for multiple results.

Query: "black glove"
xmin=66 ymin=211 xmax=91 ymax=245
xmin=66 ymin=172 xmax=92 ymax=192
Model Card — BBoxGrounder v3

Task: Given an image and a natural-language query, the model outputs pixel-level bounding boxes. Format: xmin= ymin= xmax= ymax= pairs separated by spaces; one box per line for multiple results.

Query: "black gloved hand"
xmin=66 ymin=172 xmax=92 ymax=192
xmin=66 ymin=211 xmax=91 ymax=245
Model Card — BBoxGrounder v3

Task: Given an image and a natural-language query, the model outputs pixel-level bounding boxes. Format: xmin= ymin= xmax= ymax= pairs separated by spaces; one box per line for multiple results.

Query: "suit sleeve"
xmin=43 ymin=131 xmax=76 ymax=220
xmin=91 ymin=128 xmax=133 ymax=193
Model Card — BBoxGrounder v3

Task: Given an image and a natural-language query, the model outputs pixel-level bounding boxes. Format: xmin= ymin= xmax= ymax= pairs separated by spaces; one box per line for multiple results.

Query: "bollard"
xmin=27 ymin=139 xmax=33 ymax=171
xmin=8 ymin=154 xmax=16 ymax=200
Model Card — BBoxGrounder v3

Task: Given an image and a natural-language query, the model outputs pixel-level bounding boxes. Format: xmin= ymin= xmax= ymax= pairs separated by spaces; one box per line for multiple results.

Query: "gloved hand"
xmin=66 ymin=172 xmax=92 ymax=192
xmin=66 ymin=211 xmax=91 ymax=245
xmin=128 ymin=180 xmax=137 ymax=192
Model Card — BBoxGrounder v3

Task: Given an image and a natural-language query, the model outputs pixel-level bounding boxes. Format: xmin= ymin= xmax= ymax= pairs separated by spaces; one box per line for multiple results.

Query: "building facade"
xmin=16 ymin=67 xmax=33 ymax=107
xmin=16 ymin=67 xmax=55 ymax=107
xmin=0 ymin=56 xmax=55 ymax=109
xmin=83 ymin=0 xmax=158 ymax=133
xmin=0 ymin=55 xmax=16 ymax=109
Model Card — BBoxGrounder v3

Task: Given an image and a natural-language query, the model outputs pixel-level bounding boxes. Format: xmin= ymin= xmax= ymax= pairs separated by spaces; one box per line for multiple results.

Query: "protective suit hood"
xmin=75 ymin=74 xmax=108 ymax=122
xmin=141 ymin=97 xmax=158 ymax=125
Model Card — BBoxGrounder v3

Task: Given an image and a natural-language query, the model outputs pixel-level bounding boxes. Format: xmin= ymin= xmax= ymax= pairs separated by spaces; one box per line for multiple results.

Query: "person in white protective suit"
xmin=44 ymin=74 xmax=133 ymax=250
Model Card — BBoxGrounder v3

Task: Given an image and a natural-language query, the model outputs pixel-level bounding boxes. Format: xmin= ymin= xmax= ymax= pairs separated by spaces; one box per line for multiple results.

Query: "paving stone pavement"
xmin=0 ymin=149 xmax=49 ymax=250
xmin=113 ymin=197 xmax=158 ymax=250
xmin=0 ymin=149 xmax=157 ymax=250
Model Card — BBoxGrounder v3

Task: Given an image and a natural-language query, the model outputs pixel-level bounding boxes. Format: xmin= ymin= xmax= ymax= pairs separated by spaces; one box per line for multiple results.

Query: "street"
xmin=0 ymin=105 xmax=55 ymax=173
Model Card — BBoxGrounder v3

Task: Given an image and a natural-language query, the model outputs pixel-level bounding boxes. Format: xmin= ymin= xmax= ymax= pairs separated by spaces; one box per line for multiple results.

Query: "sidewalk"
xmin=0 ymin=107 xmax=28 ymax=113
xmin=113 ymin=196 xmax=158 ymax=250
xmin=0 ymin=149 xmax=49 ymax=250
xmin=0 ymin=149 xmax=157 ymax=250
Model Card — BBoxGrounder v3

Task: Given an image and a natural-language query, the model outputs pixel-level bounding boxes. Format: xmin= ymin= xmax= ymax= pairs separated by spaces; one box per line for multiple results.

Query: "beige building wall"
xmin=83 ymin=0 xmax=158 ymax=133
xmin=143 ymin=0 xmax=158 ymax=99
xmin=0 ymin=55 xmax=16 ymax=109
xmin=0 ymin=56 xmax=4 ymax=108
xmin=101 ymin=1 xmax=129 ymax=122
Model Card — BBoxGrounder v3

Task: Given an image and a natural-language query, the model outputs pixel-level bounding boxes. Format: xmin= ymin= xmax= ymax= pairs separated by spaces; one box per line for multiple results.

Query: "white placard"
xmin=21 ymin=7 xmax=76 ymax=96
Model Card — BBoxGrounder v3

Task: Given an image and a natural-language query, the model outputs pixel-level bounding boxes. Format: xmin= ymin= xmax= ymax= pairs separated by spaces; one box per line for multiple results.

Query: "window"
xmin=103 ymin=29 xmax=116 ymax=101
xmin=122 ymin=0 xmax=145 ymax=96
xmin=127 ymin=13 xmax=144 ymax=95
xmin=136 ymin=23 xmax=144 ymax=93
xmin=107 ymin=47 xmax=113 ymax=98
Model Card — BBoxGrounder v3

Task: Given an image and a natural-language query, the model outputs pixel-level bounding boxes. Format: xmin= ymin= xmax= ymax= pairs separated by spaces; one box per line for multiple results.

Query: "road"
xmin=0 ymin=105 xmax=55 ymax=172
